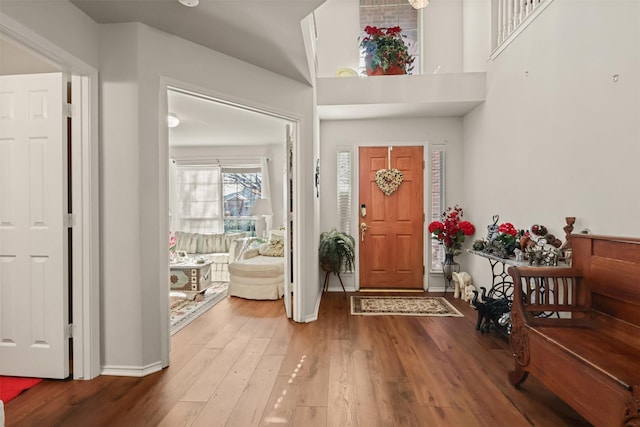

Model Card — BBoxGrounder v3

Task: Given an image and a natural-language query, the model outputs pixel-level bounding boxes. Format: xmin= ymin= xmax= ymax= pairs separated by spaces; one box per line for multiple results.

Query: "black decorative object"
xmin=472 ymin=287 xmax=511 ymax=334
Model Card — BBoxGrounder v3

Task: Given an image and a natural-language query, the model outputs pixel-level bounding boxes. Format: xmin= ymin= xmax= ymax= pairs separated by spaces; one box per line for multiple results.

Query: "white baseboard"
xmin=325 ymin=284 xmax=356 ymax=292
xmin=101 ymin=361 xmax=163 ymax=377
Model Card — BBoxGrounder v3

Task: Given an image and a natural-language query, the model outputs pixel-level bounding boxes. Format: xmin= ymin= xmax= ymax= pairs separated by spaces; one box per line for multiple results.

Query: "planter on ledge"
xmin=365 ymin=55 xmax=406 ymax=76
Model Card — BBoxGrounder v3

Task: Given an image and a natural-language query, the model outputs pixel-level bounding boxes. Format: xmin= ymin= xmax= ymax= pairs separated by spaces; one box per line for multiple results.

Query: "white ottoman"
xmin=228 ymin=249 xmax=284 ymax=300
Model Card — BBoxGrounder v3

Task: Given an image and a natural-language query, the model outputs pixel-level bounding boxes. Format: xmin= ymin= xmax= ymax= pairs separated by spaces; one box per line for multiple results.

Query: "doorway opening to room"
xmin=166 ymin=87 xmax=296 ymax=335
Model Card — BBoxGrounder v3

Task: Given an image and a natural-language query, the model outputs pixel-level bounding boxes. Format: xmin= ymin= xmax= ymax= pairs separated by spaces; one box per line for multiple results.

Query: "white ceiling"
xmin=69 ymin=0 xmax=324 ymax=85
xmin=168 ymin=89 xmax=289 ymax=147
xmin=64 ymin=0 xmax=322 ymax=147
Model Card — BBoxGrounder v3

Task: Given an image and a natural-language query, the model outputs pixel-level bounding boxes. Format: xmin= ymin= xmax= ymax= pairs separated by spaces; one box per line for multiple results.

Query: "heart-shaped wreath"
xmin=375 ymin=168 xmax=403 ymax=196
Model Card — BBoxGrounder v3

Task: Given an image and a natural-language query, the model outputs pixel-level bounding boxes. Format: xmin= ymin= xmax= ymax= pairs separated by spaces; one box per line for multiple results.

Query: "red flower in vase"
xmin=428 ymin=205 xmax=476 ymax=255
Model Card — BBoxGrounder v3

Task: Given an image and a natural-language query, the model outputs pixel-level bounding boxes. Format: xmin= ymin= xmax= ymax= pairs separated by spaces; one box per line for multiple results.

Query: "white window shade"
xmin=430 ymin=147 xmax=446 ymax=272
xmin=177 ymin=166 xmax=222 ymax=233
xmin=337 ymin=148 xmax=352 ymax=235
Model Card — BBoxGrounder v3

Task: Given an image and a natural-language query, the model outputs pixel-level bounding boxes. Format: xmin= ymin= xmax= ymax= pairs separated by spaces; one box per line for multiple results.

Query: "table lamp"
xmin=251 ymin=198 xmax=272 ymax=238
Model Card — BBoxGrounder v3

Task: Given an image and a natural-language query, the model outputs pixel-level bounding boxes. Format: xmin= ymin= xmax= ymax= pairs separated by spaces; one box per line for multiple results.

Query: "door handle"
xmin=360 ymin=222 xmax=369 ymax=242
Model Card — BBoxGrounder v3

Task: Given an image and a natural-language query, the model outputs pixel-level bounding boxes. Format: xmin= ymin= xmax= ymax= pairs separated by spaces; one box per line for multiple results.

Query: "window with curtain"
xmin=175 ymin=164 xmax=261 ymax=234
xmin=223 ymin=169 xmax=262 ymax=233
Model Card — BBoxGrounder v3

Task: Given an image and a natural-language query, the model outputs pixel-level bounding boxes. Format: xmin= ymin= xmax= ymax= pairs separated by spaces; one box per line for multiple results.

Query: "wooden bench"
xmin=507 ymin=234 xmax=640 ymax=427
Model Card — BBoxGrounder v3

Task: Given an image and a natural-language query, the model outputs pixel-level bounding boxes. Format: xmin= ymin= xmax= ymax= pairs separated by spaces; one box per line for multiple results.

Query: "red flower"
xmin=459 ymin=221 xmax=475 ymax=236
xmin=428 ymin=221 xmax=444 ymax=233
xmin=498 ymin=222 xmax=517 ymax=236
xmin=427 ymin=205 xmax=475 ymax=254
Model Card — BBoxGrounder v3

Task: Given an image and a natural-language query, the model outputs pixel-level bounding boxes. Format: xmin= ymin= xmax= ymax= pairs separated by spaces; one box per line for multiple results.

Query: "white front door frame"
xmin=0 ymin=13 xmax=101 ymax=379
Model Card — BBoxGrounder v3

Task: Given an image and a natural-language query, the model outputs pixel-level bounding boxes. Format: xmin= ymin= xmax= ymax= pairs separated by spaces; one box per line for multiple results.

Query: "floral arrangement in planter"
xmin=428 ymin=206 xmax=476 ymax=255
xmin=360 ymin=25 xmax=415 ymax=75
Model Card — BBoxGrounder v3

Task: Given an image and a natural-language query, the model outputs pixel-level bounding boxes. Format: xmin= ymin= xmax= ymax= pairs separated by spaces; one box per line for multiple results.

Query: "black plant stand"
xmin=322 ymin=270 xmax=346 ymax=293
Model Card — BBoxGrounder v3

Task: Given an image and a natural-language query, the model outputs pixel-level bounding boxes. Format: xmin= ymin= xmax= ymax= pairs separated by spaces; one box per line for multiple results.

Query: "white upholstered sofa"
xmin=228 ymin=230 xmax=285 ymax=300
xmin=173 ymin=231 xmax=248 ymax=283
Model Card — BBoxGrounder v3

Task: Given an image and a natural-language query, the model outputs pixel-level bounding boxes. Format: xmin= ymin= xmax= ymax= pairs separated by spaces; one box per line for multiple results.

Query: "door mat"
xmin=350 ymin=296 xmax=463 ymax=317
xmin=170 ymin=282 xmax=228 ymax=335
xmin=0 ymin=376 xmax=42 ymax=403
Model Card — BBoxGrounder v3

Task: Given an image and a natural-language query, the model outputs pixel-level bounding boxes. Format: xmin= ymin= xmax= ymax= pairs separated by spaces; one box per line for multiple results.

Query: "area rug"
xmin=0 ymin=376 xmax=42 ymax=403
xmin=170 ymin=282 xmax=228 ymax=335
xmin=350 ymin=296 xmax=464 ymax=317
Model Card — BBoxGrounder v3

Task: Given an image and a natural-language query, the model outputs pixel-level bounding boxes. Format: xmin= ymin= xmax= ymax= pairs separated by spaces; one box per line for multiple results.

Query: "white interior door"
xmin=0 ymin=72 xmax=70 ymax=379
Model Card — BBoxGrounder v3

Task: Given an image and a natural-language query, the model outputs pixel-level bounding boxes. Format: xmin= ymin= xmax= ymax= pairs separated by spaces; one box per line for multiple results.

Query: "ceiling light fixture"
xmin=167 ymin=113 xmax=180 ymax=128
xmin=408 ymin=0 xmax=429 ymax=9
xmin=178 ymin=0 xmax=199 ymax=7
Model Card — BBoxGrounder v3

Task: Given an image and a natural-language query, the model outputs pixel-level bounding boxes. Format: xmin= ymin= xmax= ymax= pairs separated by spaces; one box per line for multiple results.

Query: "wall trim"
xmin=101 ymin=362 xmax=163 ymax=378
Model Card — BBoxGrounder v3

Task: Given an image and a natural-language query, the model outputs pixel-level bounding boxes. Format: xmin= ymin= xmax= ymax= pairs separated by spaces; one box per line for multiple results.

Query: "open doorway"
xmin=166 ymin=87 xmax=295 ymax=334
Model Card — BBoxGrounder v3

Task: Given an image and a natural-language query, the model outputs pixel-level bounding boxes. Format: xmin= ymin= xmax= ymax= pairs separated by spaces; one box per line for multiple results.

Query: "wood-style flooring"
xmin=4 ymin=292 xmax=590 ymax=426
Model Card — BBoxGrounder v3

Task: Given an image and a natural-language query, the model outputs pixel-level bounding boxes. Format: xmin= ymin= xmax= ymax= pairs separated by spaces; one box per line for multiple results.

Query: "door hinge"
xmin=66 ymin=213 xmax=75 ymax=228
xmin=423 ymin=213 xmax=425 ymax=222
xmin=66 ymin=324 xmax=74 ymax=338
xmin=64 ymin=102 xmax=75 ymax=118
xmin=423 ymin=265 xmax=425 ymax=275
xmin=423 ymin=160 xmax=425 ymax=169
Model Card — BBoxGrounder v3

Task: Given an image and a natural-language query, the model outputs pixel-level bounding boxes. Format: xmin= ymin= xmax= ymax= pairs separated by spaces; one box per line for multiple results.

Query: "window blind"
xmin=337 ymin=148 xmax=352 ymax=235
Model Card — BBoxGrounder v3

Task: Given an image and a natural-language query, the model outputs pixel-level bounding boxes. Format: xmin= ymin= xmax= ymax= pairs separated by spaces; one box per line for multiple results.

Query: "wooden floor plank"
xmin=226 ymin=355 xmax=283 ymax=426
xmin=4 ymin=292 xmax=591 ymax=427
xmin=326 ymin=339 xmax=359 ymax=427
xmin=260 ymin=375 xmax=299 ymax=427
xmin=291 ymin=406 xmax=327 ymax=427
xmin=190 ymin=337 xmax=270 ymax=427
xmin=181 ymin=333 xmax=251 ymax=402
xmin=157 ymin=401 xmax=205 ymax=427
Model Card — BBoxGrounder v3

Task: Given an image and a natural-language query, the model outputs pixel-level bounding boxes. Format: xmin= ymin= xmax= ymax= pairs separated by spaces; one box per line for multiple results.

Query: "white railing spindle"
xmin=494 ymin=0 xmax=553 ymax=55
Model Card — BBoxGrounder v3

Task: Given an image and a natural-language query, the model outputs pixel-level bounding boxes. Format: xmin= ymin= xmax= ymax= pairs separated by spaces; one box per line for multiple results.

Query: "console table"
xmin=468 ymin=250 xmax=566 ymax=335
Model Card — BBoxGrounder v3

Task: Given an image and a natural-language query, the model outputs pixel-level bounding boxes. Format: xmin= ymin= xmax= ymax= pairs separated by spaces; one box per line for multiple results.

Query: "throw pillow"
xmin=258 ymin=239 xmax=285 ymax=257
xmin=225 ymin=232 xmax=246 ymax=252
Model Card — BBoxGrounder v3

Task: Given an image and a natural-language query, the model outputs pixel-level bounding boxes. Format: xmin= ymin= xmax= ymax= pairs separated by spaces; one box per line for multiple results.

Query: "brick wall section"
xmin=360 ymin=0 xmax=418 ymax=33
xmin=359 ymin=0 xmax=419 ymax=69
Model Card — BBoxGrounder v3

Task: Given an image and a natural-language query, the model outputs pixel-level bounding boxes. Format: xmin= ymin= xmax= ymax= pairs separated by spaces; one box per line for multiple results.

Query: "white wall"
xmin=169 ymin=144 xmax=287 ymax=229
xmin=0 ymin=0 xmax=99 ymax=69
xmin=462 ymin=0 xmax=640 ymax=288
xmin=3 ymin=2 xmax=318 ymax=374
xmin=315 ymin=0 xmax=361 ymax=76
xmin=94 ymin=22 xmax=318 ymax=371
xmin=462 ymin=0 xmax=491 ymax=72
xmin=422 ymin=0 xmax=463 ymax=74
xmin=320 ymin=116 xmax=464 ymax=291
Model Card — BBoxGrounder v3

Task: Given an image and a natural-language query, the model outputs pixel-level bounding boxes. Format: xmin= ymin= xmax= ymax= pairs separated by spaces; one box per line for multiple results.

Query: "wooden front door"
xmin=359 ymin=146 xmax=424 ymax=289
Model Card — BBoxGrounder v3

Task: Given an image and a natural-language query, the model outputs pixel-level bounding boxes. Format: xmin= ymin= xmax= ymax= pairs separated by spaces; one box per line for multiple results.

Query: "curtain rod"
xmin=172 ymin=157 xmax=270 ymax=165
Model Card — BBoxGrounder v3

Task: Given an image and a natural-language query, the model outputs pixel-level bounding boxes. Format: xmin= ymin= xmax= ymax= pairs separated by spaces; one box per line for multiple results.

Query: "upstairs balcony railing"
xmin=493 ymin=0 xmax=554 ymax=57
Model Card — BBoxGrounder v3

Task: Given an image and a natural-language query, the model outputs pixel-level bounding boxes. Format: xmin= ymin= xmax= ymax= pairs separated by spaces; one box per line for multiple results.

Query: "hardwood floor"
xmin=4 ymin=292 xmax=590 ymax=426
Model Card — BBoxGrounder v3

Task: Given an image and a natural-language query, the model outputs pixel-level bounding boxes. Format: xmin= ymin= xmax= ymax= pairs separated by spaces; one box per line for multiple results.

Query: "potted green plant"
xmin=360 ymin=25 xmax=415 ymax=75
xmin=319 ymin=228 xmax=356 ymax=274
